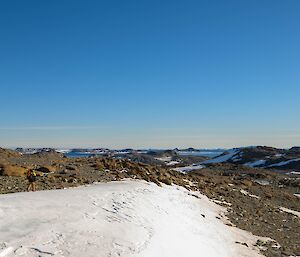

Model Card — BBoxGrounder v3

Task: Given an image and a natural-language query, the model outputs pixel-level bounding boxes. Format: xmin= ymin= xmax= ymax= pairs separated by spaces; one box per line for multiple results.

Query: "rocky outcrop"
xmin=0 ymin=148 xmax=21 ymax=159
xmin=0 ymin=164 xmax=27 ymax=177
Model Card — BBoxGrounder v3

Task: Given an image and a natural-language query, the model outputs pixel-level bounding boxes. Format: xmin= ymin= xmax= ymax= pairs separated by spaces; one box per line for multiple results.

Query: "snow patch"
xmin=166 ymin=161 xmax=180 ymax=166
xmin=240 ymin=190 xmax=260 ymax=199
xmin=244 ymin=160 xmax=266 ymax=168
xmin=274 ymin=154 xmax=283 ymax=157
xmin=267 ymin=158 xmax=300 ymax=167
xmin=253 ymin=180 xmax=270 ymax=186
xmin=279 ymin=207 xmax=300 ymax=218
xmin=0 ymin=247 xmax=13 ymax=257
xmin=55 ymin=149 xmax=71 ymax=154
xmin=202 ymin=149 xmax=240 ymax=164
xmin=172 ymin=164 xmax=204 ymax=173
xmin=0 ymin=181 xmax=263 ymax=257
xmin=289 ymin=171 xmax=300 ymax=175
xmin=212 ymin=200 xmax=232 ymax=207
xmin=155 ymin=157 xmax=172 ymax=162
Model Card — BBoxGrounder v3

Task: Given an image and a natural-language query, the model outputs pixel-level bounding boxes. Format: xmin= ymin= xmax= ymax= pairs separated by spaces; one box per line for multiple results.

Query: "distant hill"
xmin=202 ymin=146 xmax=300 ymax=171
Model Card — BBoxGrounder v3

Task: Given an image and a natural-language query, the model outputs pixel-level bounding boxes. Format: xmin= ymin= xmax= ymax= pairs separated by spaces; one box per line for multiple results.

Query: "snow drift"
xmin=0 ymin=181 xmax=263 ymax=257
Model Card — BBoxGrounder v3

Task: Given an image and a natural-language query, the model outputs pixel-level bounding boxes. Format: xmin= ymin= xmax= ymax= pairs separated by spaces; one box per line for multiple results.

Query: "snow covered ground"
xmin=172 ymin=164 xmax=204 ymax=173
xmin=166 ymin=161 xmax=180 ymax=166
xmin=154 ymin=157 xmax=172 ymax=162
xmin=0 ymin=181 xmax=263 ymax=257
xmin=244 ymin=160 xmax=266 ymax=168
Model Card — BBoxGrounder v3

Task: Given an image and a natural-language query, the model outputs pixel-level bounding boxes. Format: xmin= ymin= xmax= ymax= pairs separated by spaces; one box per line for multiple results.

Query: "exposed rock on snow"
xmin=0 ymin=181 xmax=263 ymax=257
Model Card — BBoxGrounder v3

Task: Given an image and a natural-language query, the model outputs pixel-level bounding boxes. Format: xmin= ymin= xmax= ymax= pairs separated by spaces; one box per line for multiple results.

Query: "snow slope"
xmin=244 ymin=160 xmax=266 ymax=168
xmin=267 ymin=158 xmax=300 ymax=167
xmin=202 ymin=149 xmax=240 ymax=164
xmin=0 ymin=181 xmax=263 ymax=257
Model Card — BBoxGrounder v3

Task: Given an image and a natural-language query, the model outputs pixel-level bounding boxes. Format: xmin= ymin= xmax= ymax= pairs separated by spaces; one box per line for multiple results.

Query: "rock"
xmin=266 ymin=249 xmax=282 ymax=257
xmin=66 ymin=166 xmax=77 ymax=171
xmin=265 ymin=192 xmax=273 ymax=198
xmin=36 ymin=166 xmax=56 ymax=173
xmin=241 ymin=179 xmax=253 ymax=188
xmin=0 ymin=164 xmax=27 ymax=177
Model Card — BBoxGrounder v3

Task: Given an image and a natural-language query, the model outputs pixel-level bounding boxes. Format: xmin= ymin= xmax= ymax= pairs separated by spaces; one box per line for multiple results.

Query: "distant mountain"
xmin=15 ymin=148 xmax=55 ymax=154
xmin=177 ymin=148 xmax=225 ymax=152
xmin=179 ymin=148 xmax=200 ymax=152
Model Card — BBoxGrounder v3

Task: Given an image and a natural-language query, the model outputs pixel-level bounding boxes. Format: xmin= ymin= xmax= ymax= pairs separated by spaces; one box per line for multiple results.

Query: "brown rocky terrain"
xmin=0 ymin=148 xmax=299 ymax=257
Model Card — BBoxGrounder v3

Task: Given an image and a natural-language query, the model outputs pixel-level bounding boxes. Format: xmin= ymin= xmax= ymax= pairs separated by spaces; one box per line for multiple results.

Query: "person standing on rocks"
xmin=26 ymin=169 xmax=37 ymax=192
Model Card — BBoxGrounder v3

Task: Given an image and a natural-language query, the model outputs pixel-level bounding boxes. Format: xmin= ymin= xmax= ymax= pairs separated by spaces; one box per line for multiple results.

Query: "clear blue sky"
xmin=0 ymin=0 xmax=299 ymax=148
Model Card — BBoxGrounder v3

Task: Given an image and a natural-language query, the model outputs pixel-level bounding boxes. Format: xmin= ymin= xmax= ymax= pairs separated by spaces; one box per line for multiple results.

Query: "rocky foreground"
xmin=0 ymin=148 xmax=299 ymax=257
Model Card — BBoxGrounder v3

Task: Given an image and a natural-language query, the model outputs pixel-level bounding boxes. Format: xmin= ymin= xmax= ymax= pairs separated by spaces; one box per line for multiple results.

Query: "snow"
xmin=22 ymin=150 xmax=38 ymax=154
xmin=240 ymin=190 xmax=260 ymax=199
xmin=267 ymin=158 xmax=300 ymax=167
xmin=244 ymin=160 xmax=266 ymax=168
xmin=0 ymin=247 xmax=13 ymax=257
xmin=289 ymin=171 xmax=300 ymax=175
xmin=166 ymin=161 xmax=180 ymax=166
xmin=154 ymin=157 xmax=172 ymax=162
xmin=274 ymin=154 xmax=283 ymax=157
xmin=0 ymin=181 xmax=263 ymax=257
xmin=202 ymin=149 xmax=240 ymax=164
xmin=155 ymin=157 xmax=181 ymax=166
xmin=253 ymin=180 xmax=270 ymax=186
xmin=55 ymin=149 xmax=71 ymax=154
xmin=294 ymin=194 xmax=300 ymax=198
xmin=212 ymin=200 xmax=232 ymax=206
xmin=232 ymin=152 xmax=243 ymax=162
xmin=115 ymin=151 xmax=131 ymax=155
xmin=279 ymin=207 xmax=300 ymax=218
xmin=172 ymin=164 xmax=204 ymax=173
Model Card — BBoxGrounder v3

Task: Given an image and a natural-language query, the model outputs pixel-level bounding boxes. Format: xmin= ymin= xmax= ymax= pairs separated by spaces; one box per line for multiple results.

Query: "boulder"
xmin=36 ymin=166 xmax=56 ymax=173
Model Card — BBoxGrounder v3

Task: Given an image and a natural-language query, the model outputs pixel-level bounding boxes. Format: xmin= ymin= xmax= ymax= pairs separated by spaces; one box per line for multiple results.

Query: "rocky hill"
xmin=0 ymin=148 xmax=21 ymax=160
xmin=203 ymin=146 xmax=300 ymax=173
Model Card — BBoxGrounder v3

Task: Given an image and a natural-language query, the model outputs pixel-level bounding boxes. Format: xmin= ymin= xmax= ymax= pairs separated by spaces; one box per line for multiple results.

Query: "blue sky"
xmin=0 ymin=0 xmax=299 ymax=148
